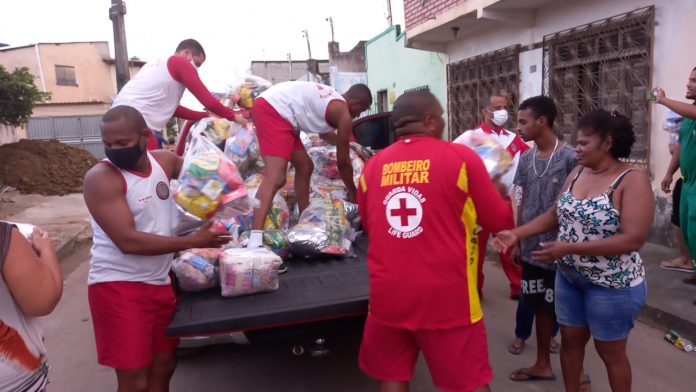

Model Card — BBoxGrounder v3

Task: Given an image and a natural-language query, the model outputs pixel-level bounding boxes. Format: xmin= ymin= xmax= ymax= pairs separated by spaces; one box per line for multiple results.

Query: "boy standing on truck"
xmin=356 ymin=91 xmax=513 ymax=392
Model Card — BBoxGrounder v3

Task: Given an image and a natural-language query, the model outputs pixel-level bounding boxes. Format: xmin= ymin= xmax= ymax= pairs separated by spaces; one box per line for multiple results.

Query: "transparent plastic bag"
xmin=455 ymin=131 xmax=513 ymax=180
xmin=229 ymin=75 xmax=273 ymax=110
xmin=172 ymin=248 xmax=223 ymax=292
xmin=174 ymin=132 xmax=252 ymax=221
xmin=287 ymin=192 xmax=355 ymax=257
xmin=219 ymin=247 xmax=282 ymax=297
xmin=223 ymin=122 xmax=261 ymax=177
xmin=234 ymin=174 xmax=290 ymax=233
xmin=189 ymin=117 xmax=234 ymax=148
xmin=663 ymin=110 xmax=683 ymax=134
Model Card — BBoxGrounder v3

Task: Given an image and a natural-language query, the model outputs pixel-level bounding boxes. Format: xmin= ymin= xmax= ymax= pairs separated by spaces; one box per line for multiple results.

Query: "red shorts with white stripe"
xmin=252 ymin=97 xmax=304 ymax=160
xmin=359 ymin=316 xmax=492 ymax=392
xmin=88 ymin=281 xmax=179 ymax=369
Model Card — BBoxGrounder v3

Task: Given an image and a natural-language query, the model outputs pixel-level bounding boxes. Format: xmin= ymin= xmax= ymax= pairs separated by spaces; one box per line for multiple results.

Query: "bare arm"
xmin=2 ymin=227 xmax=63 ymax=316
xmin=325 ymin=101 xmax=357 ymax=202
xmin=662 ymin=144 xmax=681 ymax=193
xmin=83 ymin=164 xmax=228 ymax=256
xmin=656 ymin=96 xmax=696 ymax=120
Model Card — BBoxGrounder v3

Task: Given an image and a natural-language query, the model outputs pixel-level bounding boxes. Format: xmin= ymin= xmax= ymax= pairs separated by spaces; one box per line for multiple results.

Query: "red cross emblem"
xmin=390 ymin=198 xmax=418 ymax=227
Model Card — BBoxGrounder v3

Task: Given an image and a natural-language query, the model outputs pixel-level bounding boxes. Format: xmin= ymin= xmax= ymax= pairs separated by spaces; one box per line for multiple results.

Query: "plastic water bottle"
xmin=665 ymin=330 xmax=694 ymax=352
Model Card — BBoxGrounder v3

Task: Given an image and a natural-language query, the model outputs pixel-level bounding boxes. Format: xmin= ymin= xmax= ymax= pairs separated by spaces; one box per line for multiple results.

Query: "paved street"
xmin=43 ymin=243 xmax=695 ymax=392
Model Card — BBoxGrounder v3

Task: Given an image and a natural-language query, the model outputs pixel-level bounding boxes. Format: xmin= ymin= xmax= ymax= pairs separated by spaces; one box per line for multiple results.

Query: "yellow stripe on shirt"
xmin=461 ymin=196 xmax=483 ymax=323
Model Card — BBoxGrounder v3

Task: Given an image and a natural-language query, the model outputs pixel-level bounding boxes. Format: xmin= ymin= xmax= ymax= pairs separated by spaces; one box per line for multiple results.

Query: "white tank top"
xmin=260 ymin=81 xmax=346 ymax=134
xmin=88 ymin=153 xmax=175 ymax=285
xmin=112 ymin=57 xmax=186 ymax=131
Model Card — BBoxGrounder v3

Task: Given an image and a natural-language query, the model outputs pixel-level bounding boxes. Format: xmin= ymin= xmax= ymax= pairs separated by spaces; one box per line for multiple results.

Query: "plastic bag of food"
xmin=223 ymin=122 xmax=261 ymax=176
xmin=287 ymin=192 xmax=355 ymax=257
xmin=230 ymin=75 xmax=272 ymax=110
xmin=663 ymin=110 xmax=683 ymax=134
xmin=174 ymin=132 xmax=252 ymax=221
xmin=219 ymin=247 xmax=282 ymax=297
xmin=455 ymin=131 xmax=513 ymax=180
xmin=234 ymin=174 xmax=290 ymax=232
xmin=172 ymin=248 xmax=223 ymax=292
xmin=299 ymin=131 xmax=331 ymax=148
xmin=279 ymin=166 xmax=296 ymax=205
xmin=238 ymin=229 xmax=289 ymax=257
xmin=188 ymin=117 xmax=234 ymax=148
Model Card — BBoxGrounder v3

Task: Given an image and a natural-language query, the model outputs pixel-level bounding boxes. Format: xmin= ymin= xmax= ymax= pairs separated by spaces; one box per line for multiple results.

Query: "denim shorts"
xmin=555 ymin=266 xmax=646 ymax=341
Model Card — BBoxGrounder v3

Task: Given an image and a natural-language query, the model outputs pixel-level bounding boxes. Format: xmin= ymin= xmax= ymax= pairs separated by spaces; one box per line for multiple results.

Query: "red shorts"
xmin=88 ymin=281 xmax=179 ymax=369
xmin=252 ymin=97 xmax=304 ymax=160
xmin=359 ymin=316 xmax=492 ymax=392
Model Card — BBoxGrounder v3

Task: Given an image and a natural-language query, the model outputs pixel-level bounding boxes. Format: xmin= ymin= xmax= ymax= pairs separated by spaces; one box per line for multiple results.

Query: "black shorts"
xmin=521 ymin=262 xmax=556 ymax=316
xmin=672 ymin=178 xmax=683 ymax=227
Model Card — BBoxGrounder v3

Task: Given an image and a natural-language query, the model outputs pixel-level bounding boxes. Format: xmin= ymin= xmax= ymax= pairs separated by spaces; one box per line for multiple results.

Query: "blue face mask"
xmin=105 ymin=142 xmax=144 ymax=170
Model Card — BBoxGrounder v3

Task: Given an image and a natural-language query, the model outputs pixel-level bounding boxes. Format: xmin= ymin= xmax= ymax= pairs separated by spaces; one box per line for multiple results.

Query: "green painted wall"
xmin=365 ymin=26 xmax=447 ymax=131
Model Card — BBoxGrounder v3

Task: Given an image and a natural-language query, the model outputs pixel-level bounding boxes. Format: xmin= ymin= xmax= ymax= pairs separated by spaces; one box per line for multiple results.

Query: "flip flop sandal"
xmin=508 ymin=341 xmax=525 ymax=355
xmin=510 ymin=368 xmax=557 ymax=382
xmin=660 ymin=263 xmax=694 ymax=273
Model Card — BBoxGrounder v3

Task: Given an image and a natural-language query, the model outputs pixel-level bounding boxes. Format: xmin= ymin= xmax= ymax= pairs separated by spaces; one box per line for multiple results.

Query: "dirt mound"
xmin=0 ymin=139 xmax=98 ymax=195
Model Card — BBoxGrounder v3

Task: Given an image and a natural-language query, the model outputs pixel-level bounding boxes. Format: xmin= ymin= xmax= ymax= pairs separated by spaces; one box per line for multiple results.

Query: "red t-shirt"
xmin=357 ymin=136 xmax=513 ymax=330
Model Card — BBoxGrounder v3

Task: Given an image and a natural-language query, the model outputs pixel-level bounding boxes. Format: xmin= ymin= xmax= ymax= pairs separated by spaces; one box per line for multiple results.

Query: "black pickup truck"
xmin=166 ymin=113 xmax=393 ymax=353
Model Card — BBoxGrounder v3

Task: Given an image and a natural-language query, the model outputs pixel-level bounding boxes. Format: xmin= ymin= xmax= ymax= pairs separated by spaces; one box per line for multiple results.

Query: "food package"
xmin=455 ymin=131 xmax=513 ymax=180
xmin=223 ymin=122 xmax=261 ymax=176
xmin=174 ymin=132 xmax=252 ymax=221
xmin=231 ymin=75 xmax=272 ymax=109
xmin=300 ymin=131 xmax=330 ymax=148
xmin=189 ymin=117 xmax=233 ymax=147
xmin=307 ymin=146 xmax=361 ymax=179
xmin=238 ymin=229 xmax=289 ymax=257
xmin=663 ymin=110 xmax=683 ymax=134
xmin=279 ymin=166 xmax=296 ymax=205
xmin=219 ymin=247 xmax=282 ymax=297
xmin=172 ymin=248 xmax=223 ymax=292
xmin=234 ymin=174 xmax=290 ymax=232
xmin=287 ymin=192 xmax=355 ymax=257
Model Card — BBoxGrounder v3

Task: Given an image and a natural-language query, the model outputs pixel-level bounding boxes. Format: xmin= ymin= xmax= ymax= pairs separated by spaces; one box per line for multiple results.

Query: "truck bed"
xmin=167 ymin=235 xmax=369 ymax=337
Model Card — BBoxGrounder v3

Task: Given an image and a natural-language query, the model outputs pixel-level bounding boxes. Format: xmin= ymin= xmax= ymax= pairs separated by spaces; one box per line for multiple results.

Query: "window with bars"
xmin=55 ymin=65 xmax=77 ymax=86
xmin=447 ymin=45 xmax=520 ymax=141
xmin=543 ymin=6 xmax=654 ymax=167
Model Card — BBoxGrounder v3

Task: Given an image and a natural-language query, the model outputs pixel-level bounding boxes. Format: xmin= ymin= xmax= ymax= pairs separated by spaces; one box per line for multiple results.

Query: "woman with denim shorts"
xmin=494 ymin=109 xmax=655 ymax=392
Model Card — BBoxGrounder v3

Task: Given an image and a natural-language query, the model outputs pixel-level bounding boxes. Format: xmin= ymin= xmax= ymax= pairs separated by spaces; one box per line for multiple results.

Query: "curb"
xmin=638 ymin=303 xmax=696 ymax=342
xmin=56 ymin=234 xmax=78 ymax=260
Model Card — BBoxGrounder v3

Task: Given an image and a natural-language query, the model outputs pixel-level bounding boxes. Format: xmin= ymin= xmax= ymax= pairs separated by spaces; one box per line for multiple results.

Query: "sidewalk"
xmin=6 ymin=193 xmax=696 ymax=341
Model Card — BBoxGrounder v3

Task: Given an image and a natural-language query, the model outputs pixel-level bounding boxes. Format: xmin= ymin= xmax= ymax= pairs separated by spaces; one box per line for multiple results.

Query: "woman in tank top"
xmin=0 ymin=222 xmax=63 ymax=392
xmin=494 ymin=110 xmax=654 ymax=392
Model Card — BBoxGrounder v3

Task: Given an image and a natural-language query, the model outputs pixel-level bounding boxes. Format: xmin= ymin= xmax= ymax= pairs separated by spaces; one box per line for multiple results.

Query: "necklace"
xmin=533 ymin=138 xmax=559 ymax=178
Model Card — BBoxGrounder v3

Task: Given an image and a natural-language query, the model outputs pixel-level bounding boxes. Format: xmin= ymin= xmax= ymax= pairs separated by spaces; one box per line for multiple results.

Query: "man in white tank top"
xmin=82 ymin=105 xmax=231 ymax=391
xmin=247 ymin=82 xmax=372 ymax=248
xmin=112 ymin=39 xmax=246 ymax=151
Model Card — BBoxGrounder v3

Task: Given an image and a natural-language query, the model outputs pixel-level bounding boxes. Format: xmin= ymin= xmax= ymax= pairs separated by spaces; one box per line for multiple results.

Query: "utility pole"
xmin=287 ymin=53 xmax=294 ymax=81
xmin=325 ymin=17 xmax=335 ymax=42
xmin=386 ymin=0 xmax=393 ymax=27
xmin=109 ymin=0 xmax=130 ymax=92
xmin=302 ymin=29 xmax=312 ymax=59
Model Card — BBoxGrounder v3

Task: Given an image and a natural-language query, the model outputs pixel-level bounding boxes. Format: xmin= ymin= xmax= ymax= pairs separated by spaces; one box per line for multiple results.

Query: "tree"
xmin=0 ymin=65 xmax=51 ymax=126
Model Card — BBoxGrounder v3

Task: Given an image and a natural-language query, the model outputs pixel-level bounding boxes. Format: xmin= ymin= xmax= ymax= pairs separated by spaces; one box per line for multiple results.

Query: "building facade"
xmin=404 ymin=0 xmax=696 ymax=245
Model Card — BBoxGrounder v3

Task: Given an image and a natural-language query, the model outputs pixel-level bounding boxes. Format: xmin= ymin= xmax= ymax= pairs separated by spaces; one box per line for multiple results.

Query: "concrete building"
xmin=403 ymin=0 xmax=696 ymax=245
xmin=328 ymin=41 xmax=367 ymax=93
xmin=365 ymin=25 xmax=446 ymax=116
xmin=0 ymin=41 xmax=143 ymax=117
xmin=250 ymin=59 xmax=330 ymax=84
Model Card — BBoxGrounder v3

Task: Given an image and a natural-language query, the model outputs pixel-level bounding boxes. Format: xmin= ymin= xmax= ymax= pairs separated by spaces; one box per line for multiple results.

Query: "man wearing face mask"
xmin=82 ymin=105 xmax=231 ymax=392
xmin=112 ymin=38 xmax=245 ymax=151
xmin=454 ymin=95 xmax=529 ymax=299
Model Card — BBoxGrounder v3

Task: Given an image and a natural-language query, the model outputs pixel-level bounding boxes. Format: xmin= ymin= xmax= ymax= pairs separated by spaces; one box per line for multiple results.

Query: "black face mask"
xmin=105 ymin=143 xmax=144 ymax=170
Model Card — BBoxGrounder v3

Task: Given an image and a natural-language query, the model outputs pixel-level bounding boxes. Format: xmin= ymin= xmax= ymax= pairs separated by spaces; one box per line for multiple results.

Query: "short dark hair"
xmin=344 ymin=83 xmax=373 ymax=105
xmin=692 ymin=65 xmax=696 ymax=71
xmin=519 ymin=95 xmax=557 ymax=127
xmin=175 ymin=39 xmax=205 ymax=58
xmin=392 ymin=90 xmax=440 ymax=129
xmin=577 ymin=109 xmax=635 ymax=159
xmin=101 ymin=105 xmax=147 ymax=133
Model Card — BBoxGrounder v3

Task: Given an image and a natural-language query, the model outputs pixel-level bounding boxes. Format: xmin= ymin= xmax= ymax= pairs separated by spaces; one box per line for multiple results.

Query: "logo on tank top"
xmin=156 ymin=181 xmax=170 ymax=200
xmin=383 ymin=186 xmax=426 ymax=239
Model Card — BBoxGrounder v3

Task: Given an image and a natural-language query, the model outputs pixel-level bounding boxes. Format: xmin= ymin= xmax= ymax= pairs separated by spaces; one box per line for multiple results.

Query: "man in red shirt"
xmin=113 ymin=39 xmax=246 ymax=150
xmin=453 ymin=95 xmax=529 ymax=299
xmin=357 ymin=90 xmax=513 ymax=392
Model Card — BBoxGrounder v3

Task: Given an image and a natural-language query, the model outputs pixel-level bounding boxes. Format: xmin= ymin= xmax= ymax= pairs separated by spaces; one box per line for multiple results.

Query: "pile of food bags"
xmin=287 ymin=192 xmax=355 ymax=257
xmin=219 ymin=247 xmax=282 ymax=297
xmin=223 ymin=122 xmax=262 ymax=177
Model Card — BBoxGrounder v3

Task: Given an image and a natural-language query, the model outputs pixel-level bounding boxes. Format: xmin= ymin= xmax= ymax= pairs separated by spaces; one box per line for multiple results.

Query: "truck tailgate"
xmin=167 ymin=235 xmax=369 ymax=337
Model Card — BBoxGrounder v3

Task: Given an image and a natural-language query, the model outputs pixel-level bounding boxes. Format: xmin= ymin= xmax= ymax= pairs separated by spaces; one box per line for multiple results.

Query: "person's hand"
xmin=654 ymin=87 xmax=666 ymax=104
xmin=346 ymin=188 xmax=357 ymax=204
xmin=30 ymin=227 xmax=55 ymax=258
xmin=661 ymin=174 xmax=673 ymax=194
xmin=492 ymin=230 xmax=518 ymax=253
xmin=234 ymin=114 xmax=248 ymax=126
xmin=531 ymin=241 xmax=571 ymax=263
xmin=190 ymin=221 xmax=231 ymax=249
xmin=510 ymin=243 xmax=522 ymax=266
